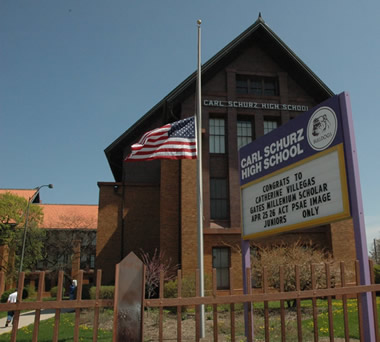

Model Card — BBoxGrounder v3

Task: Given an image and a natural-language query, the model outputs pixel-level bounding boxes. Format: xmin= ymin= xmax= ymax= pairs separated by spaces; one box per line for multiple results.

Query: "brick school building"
xmin=96 ymin=16 xmax=356 ymax=289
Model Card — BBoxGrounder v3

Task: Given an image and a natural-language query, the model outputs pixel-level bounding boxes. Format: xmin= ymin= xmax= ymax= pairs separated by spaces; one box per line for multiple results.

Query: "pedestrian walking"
xmin=5 ymin=290 xmax=17 ymax=327
xmin=69 ymin=279 xmax=77 ymax=300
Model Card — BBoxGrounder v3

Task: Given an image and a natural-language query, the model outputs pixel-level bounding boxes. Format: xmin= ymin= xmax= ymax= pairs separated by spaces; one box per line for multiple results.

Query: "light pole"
xmin=19 ymin=184 xmax=53 ymax=273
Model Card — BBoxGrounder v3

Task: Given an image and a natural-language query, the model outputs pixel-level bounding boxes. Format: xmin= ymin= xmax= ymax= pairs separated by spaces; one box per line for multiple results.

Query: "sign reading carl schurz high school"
xmin=239 ymin=94 xmax=351 ymax=239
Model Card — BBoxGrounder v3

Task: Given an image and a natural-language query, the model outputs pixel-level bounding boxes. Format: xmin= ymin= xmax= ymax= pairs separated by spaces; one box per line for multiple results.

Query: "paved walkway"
xmin=0 ymin=309 xmax=73 ymax=335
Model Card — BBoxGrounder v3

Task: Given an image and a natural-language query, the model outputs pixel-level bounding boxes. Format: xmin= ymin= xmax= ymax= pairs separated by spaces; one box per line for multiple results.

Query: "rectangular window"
xmin=212 ymin=247 xmax=230 ymax=289
xmin=90 ymin=255 xmax=95 ymax=269
xmin=264 ymin=119 xmax=278 ymax=135
xmin=250 ymin=79 xmax=262 ymax=95
xmin=236 ymin=75 xmax=279 ymax=96
xmin=80 ymin=254 xmax=88 ymax=269
xmin=209 ymin=118 xmax=225 ymax=153
xmin=236 ymin=78 xmax=249 ymax=94
xmin=264 ymin=78 xmax=278 ymax=96
xmin=210 ymin=178 xmax=229 ymax=220
xmin=237 ymin=120 xmax=253 ymax=149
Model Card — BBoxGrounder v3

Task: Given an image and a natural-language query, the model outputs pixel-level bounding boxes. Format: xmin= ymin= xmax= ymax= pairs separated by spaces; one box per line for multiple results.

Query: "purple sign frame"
xmin=240 ymin=94 xmax=350 ymax=240
xmin=240 ymin=92 xmax=375 ymax=341
xmin=239 ymin=95 xmax=344 ymax=186
xmin=339 ymin=92 xmax=374 ymax=341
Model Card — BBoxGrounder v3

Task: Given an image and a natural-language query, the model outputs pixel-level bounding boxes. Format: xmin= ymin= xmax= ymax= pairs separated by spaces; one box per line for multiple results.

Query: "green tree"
xmin=369 ymin=238 xmax=380 ymax=264
xmin=0 ymin=192 xmax=45 ymax=281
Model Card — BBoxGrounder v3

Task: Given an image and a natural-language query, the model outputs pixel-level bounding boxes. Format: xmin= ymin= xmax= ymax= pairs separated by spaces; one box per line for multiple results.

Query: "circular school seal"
xmin=307 ymin=106 xmax=337 ymax=151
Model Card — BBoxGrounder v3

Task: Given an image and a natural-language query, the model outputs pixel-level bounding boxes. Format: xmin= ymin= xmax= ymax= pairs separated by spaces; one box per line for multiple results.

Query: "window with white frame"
xmin=237 ymin=120 xmax=253 ymax=149
xmin=236 ymin=75 xmax=279 ymax=96
xmin=263 ymin=119 xmax=278 ymax=135
xmin=212 ymin=247 xmax=230 ymax=289
xmin=209 ymin=118 xmax=225 ymax=153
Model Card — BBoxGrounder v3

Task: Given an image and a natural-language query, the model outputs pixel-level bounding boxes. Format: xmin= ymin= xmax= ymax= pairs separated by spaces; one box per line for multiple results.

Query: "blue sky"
xmin=1 ymin=1 xmax=379 ymax=247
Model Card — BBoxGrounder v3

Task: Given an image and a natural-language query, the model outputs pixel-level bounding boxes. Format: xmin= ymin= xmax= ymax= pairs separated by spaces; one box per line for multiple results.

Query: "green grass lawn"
xmin=0 ymin=297 xmax=379 ymax=341
xmin=302 ymin=298 xmax=367 ymax=339
xmin=0 ymin=313 xmax=112 ymax=342
xmin=0 ymin=296 xmax=68 ymax=319
xmin=206 ymin=298 xmax=379 ymax=340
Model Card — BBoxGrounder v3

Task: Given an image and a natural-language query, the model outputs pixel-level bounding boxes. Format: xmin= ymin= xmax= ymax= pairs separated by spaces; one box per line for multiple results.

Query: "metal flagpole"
xmin=196 ymin=19 xmax=205 ymax=338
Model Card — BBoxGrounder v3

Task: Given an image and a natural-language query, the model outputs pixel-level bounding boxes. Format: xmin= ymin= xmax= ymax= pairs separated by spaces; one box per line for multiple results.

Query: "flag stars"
xmin=169 ymin=117 xmax=195 ymax=138
xmin=126 ymin=116 xmax=197 ymax=161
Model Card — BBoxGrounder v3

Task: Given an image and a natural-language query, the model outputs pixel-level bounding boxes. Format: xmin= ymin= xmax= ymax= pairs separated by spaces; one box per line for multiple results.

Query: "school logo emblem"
xmin=307 ymin=106 xmax=337 ymax=151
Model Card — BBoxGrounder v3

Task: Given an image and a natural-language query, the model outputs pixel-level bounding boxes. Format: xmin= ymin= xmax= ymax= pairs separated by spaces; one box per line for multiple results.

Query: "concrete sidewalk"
xmin=0 ymin=308 xmax=73 ymax=335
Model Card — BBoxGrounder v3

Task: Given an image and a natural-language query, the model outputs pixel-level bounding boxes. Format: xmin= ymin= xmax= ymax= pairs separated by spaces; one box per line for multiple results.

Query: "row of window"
xmin=209 ymin=118 xmax=278 ymax=220
xmin=211 ymin=76 xmax=279 ymax=289
xmin=236 ymin=75 xmax=279 ymax=96
xmin=209 ymin=118 xmax=278 ymax=153
xmin=210 ymin=74 xmax=278 ymax=152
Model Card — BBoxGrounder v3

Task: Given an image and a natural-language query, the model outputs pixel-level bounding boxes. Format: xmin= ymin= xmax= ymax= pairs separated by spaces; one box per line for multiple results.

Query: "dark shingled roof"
xmin=105 ymin=15 xmax=334 ymax=181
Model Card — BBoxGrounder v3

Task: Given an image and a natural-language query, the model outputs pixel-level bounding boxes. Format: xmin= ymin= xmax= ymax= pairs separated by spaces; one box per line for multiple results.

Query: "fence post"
xmin=0 ymin=271 xmax=4 ymax=298
xmin=241 ymin=239 xmax=254 ymax=341
xmin=113 ymin=252 xmax=145 ymax=342
xmin=340 ymin=92 xmax=375 ymax=341
xmin=71 ymin=239 xmax=81 ymax=281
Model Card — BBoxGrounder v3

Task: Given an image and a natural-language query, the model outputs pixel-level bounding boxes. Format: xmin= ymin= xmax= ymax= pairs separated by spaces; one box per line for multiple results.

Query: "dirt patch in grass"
xmin=80 ymin=307 xmax=359 ymax=341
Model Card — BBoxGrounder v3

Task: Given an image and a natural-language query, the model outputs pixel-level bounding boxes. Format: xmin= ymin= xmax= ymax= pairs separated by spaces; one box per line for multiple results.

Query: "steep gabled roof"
xmin=105 ymin=15 xmax=334 ymax=181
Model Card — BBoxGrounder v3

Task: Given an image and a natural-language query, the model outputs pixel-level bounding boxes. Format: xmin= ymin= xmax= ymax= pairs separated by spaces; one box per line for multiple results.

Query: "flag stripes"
xmin=125 ymin=116 xmax=197 ymax=161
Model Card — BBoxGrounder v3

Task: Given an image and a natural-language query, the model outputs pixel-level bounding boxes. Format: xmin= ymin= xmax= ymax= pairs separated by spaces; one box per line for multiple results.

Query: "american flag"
xmin=125 ymin=116 xmax=197 ymax=161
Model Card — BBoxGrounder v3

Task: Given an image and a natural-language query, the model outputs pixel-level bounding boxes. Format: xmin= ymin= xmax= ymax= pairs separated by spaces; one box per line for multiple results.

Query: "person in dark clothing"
xmin=69 ymin=279 xmax=77 ymax=300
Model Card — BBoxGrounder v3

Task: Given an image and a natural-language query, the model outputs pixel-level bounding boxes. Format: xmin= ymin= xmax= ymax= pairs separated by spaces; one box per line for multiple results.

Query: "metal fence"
xmin=1 ymin=256 xmax=380 ymax=341
xmin=144 ymin=260 xmax=380 ymax=341
xmin=0 ymin=269 xmax=113 ymax=342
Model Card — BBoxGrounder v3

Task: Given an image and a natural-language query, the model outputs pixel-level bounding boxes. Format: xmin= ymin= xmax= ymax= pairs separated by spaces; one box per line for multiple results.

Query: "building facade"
xmin=0 ymin=189 xmax=97 ymax=292
xmin=96 ymin=16 xmax=356 ymax=288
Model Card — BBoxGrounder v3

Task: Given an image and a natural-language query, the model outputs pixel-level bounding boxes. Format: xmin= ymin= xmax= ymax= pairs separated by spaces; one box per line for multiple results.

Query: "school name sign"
xmin=203 ymin=99 xmax=309 ymax=112
xmin=239 ymin=95 xmax=351 ymax=239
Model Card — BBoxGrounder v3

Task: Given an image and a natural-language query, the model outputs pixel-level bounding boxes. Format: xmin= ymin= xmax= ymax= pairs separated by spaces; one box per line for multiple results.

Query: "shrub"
xmin=251 ymin=240 xmax=339 ymax=307
xmin=373 ymin=264 xmax=380 ymax=296
xmin=164 ymin=273 xmax=212 ymax=314
xmin=374 ymin=264 xmax=380 ymax=284
xmin=24 ymin=284 xmax=36 ymax=299
xmin=1 ymin=289 xmax=15 ymax=303
xmin=50 ymin=286 xmax=58 ymax=298
xmin=1 ymin=288 xmax=28 ymax=302
xmin=89 ymin=286 xmax=114 ymax=299
xmin=164 ymin=279 xmax=178 ymax=298
xmin=50 ymin=286 xmax=64 ymax=298
xmin=164 ymin=278 xmax=187 ymax=314
xmin=181 ymin=275 xmax=198 ymax=298
xmin=164 ymin=273 xmax=212 ymax=298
